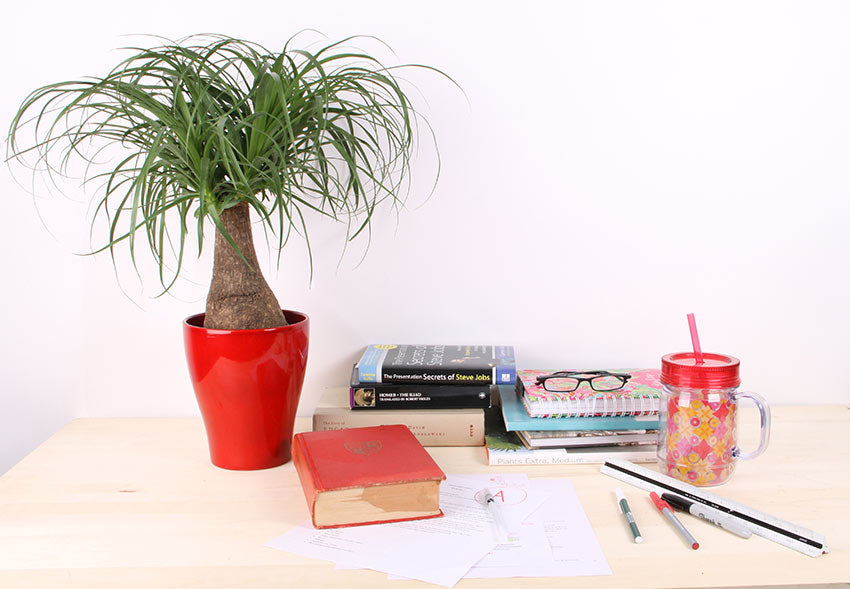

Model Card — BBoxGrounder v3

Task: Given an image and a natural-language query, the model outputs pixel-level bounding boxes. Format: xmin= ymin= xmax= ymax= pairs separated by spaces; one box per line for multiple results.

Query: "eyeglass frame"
xmin=534 ymin=370 xmax=632 ymax=392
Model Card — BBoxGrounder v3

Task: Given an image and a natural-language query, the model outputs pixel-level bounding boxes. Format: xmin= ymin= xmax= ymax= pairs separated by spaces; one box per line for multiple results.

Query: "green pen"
xmin=616 ymin=487 xmax=644 ymax=544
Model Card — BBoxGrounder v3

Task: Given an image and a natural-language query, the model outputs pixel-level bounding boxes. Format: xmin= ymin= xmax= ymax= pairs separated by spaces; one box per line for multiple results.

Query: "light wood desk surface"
xmin=0 ymin=404 xmax=848 ymax=588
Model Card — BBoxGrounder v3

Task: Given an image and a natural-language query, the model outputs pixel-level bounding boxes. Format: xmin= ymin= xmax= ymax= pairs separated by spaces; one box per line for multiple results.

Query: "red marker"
xmin=651 ymin=491 xmax=699 ymax=550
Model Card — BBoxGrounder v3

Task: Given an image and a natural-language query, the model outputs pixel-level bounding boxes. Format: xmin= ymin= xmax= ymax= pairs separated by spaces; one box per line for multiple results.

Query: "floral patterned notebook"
xmin=518 ymin=369 xmax=662 ymax=418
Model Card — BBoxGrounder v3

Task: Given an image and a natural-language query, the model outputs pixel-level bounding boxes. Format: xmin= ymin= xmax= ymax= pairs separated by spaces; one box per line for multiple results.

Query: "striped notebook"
xmin=518 ymin=369 xmax=662 ymax=418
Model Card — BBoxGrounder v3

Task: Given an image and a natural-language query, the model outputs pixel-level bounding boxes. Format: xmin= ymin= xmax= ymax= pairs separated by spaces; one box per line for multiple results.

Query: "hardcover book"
xmin=292 ymin=425 xmax=446 ymax=529
xmin=357 ymin=344 xmax=516 ymax=385
xmin=518 ymin=369 xmax=662 ymax=418
xmin=350 ymin=365 xmax=491 ymax=410
xmin=499 ymin=385 xmax=659 ymax=432
xmin=313 ymin=406 xmax=485 ymax=447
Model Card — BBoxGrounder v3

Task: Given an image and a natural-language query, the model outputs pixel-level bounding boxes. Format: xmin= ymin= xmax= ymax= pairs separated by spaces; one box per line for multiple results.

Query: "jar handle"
xmin=731 ymin=390 xmax=771 ymax=460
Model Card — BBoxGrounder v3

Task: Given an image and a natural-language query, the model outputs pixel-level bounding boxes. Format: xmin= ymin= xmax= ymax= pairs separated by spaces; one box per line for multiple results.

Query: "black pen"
xmin=661 ymin=493 xmax=752 ymax=539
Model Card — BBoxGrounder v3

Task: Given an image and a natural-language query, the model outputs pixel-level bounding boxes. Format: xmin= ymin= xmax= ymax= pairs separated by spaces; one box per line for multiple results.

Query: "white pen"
xmin=616 ymin=487 xmax=644 ymax=544
xmin=662 ymin=493 xmax=752 ymax=539
xmin=483 ymin=490 xmax=509 ymax=541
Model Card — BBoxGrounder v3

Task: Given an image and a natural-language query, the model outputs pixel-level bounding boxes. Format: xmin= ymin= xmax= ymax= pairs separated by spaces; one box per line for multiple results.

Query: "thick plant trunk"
xmin=204 ymin=203 xmax=287 ymax=330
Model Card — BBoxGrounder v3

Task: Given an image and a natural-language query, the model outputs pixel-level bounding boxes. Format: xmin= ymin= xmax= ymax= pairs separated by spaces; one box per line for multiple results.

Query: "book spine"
xmin=358 ymin=345 xmax=516 ymax=385
xmin=378 ymin=367 xmax=497 ymax=385
xmin=350 ymin=385 xmax=491 ymax=410
xmin=357 ymin=345 xmax=389 ymax=383
xmin=313 ymin=411 xmax=485 ymax=447
xmin=291 ymin=434 xmax=320 ymax=525
xmin=486 ymin=448 xmax=657 ymax=466
xmin=495 ymin=363 xmax=517 ymax=386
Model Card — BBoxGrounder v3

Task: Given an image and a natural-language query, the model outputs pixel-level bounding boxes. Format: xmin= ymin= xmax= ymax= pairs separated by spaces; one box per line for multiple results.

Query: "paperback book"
xmin=499 ymin=385 xmax=659 ymax=432
xmin=484 ymin=408 xmax=656 ymax=466
xmin=350 ymin=365 xmax=491 ymax=410
xmin=518 ymin=369 xmax=662 ymax=418
xmin=357 ymin=344 xmax=516 ymax=386
xmin=515 ymin=429 xmax=657 ymax=450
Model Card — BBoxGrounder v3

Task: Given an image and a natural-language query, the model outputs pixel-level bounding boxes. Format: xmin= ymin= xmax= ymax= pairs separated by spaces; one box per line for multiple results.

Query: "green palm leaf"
xmin=6 ymin=33 xmax=453 ymax=296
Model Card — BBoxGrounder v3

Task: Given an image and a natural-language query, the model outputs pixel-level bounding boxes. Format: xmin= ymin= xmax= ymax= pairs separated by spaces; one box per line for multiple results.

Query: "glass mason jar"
xmin=658 ymin=352 xmax=770 ymax=486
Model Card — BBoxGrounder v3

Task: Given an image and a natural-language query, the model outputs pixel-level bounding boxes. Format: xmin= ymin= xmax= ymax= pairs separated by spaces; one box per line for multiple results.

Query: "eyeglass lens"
xmin=544 ymin=375 xmax=625 ymax=392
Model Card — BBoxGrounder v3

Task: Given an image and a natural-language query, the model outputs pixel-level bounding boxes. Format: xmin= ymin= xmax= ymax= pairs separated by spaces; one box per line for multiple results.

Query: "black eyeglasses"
xmin=535 ymin=370 xmax=632 ymax=393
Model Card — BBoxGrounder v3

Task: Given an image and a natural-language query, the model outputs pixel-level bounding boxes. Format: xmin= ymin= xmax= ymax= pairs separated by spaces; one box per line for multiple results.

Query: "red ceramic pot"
xmin=183 ymin=310 xmax=309 ymax=470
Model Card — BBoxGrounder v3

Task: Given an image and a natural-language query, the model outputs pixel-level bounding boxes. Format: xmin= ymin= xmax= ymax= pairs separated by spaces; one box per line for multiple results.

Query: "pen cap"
xmin=650 ymin=491 xmax=670 ymax=511
xmin=615 ymin=488 xmax=627 ymax=504
xmin=661 ymin=493 xmax=692 ymax=512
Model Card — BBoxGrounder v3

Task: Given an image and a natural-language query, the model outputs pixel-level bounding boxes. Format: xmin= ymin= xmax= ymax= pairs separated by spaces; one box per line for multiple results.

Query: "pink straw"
xmin=687 ymin=313 xmax=705 ymax=365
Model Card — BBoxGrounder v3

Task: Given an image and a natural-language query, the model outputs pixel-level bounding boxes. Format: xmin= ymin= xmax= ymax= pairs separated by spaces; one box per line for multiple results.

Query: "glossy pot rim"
xmin=183 ymin=309 xmax=308 ymax=335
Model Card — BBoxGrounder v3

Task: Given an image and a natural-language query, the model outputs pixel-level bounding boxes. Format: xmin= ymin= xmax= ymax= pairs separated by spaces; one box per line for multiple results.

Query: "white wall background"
xmin=2 ymin=1 xmax=849 ymax=474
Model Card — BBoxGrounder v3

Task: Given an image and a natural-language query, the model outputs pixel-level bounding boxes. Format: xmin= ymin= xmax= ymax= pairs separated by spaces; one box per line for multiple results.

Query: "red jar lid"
xmin=661 ymin=352 xmax=740 ymax=389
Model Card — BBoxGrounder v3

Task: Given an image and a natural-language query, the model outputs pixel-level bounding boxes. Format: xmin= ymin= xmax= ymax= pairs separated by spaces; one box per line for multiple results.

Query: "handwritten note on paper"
xmin=267 ymin=474 xmax=511 ymax=587
xmin=266 ymin=524 xmax=367 ymax=568
xmin=267 ymin=475 xmax=605 ymax=585
xmin=384 ymin=473 xmax=556 ymax=583
xmin=466 ymin=478 xmax=611 ymax=579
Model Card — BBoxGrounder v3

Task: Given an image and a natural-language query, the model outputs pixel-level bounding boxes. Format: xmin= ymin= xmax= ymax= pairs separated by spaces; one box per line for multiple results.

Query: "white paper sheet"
xmin=268 ymin=475 xmax=607 ymax=586
xmin=389 ymin=473 xmax=553 ymax=575
xmin=267 ymin=474 xmax=520 ymax=587
xmin=466 ymin=478 xmax=612 ymax=578
xmin=446 ymin=472 xmax=538 ymax=539
xmin=267 ymin=524 xmax=368 ymax=568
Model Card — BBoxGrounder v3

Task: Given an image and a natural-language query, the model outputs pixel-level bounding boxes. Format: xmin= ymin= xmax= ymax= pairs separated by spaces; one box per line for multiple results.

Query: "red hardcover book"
xmin=292 ymin=424 xmax=446 ymax=528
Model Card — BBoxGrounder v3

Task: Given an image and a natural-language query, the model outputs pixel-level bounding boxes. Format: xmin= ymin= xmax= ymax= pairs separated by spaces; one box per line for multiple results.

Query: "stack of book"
xmin=313 ymin=344 xmax=517 ymax=447
xmin=485 ymin=369 xmax=662 ymax=465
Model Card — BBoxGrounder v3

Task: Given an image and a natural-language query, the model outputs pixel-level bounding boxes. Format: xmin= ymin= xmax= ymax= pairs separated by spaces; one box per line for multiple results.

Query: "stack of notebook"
xmin=485 ymin=369 xmax=662 ymax=465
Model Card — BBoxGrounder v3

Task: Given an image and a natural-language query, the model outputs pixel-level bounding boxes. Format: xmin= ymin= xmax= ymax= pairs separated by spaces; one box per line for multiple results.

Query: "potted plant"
xmin=7 ymin=34 xmax=447 ymax=470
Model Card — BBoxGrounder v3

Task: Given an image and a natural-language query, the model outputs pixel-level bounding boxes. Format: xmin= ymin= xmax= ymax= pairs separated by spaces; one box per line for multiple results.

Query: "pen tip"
xmin=635 ymin=536 xmax=644 ymax=544
xmin=692 ymin=542 xmax=700 ymax=550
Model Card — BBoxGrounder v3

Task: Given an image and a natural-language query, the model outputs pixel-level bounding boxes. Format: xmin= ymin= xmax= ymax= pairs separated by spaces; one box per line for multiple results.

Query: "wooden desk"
xmin=0 ymin=405 xmax=847 ymax=588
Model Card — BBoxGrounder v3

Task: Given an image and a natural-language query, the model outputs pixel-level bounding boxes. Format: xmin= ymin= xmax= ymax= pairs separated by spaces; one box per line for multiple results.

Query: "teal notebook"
xmin=498 ymin=385 xmax=659 ymax=432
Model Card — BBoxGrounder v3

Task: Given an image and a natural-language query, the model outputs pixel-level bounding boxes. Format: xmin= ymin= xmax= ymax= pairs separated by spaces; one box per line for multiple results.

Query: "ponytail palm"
xmin=7 ymin=34 xmax=440 ymax=329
